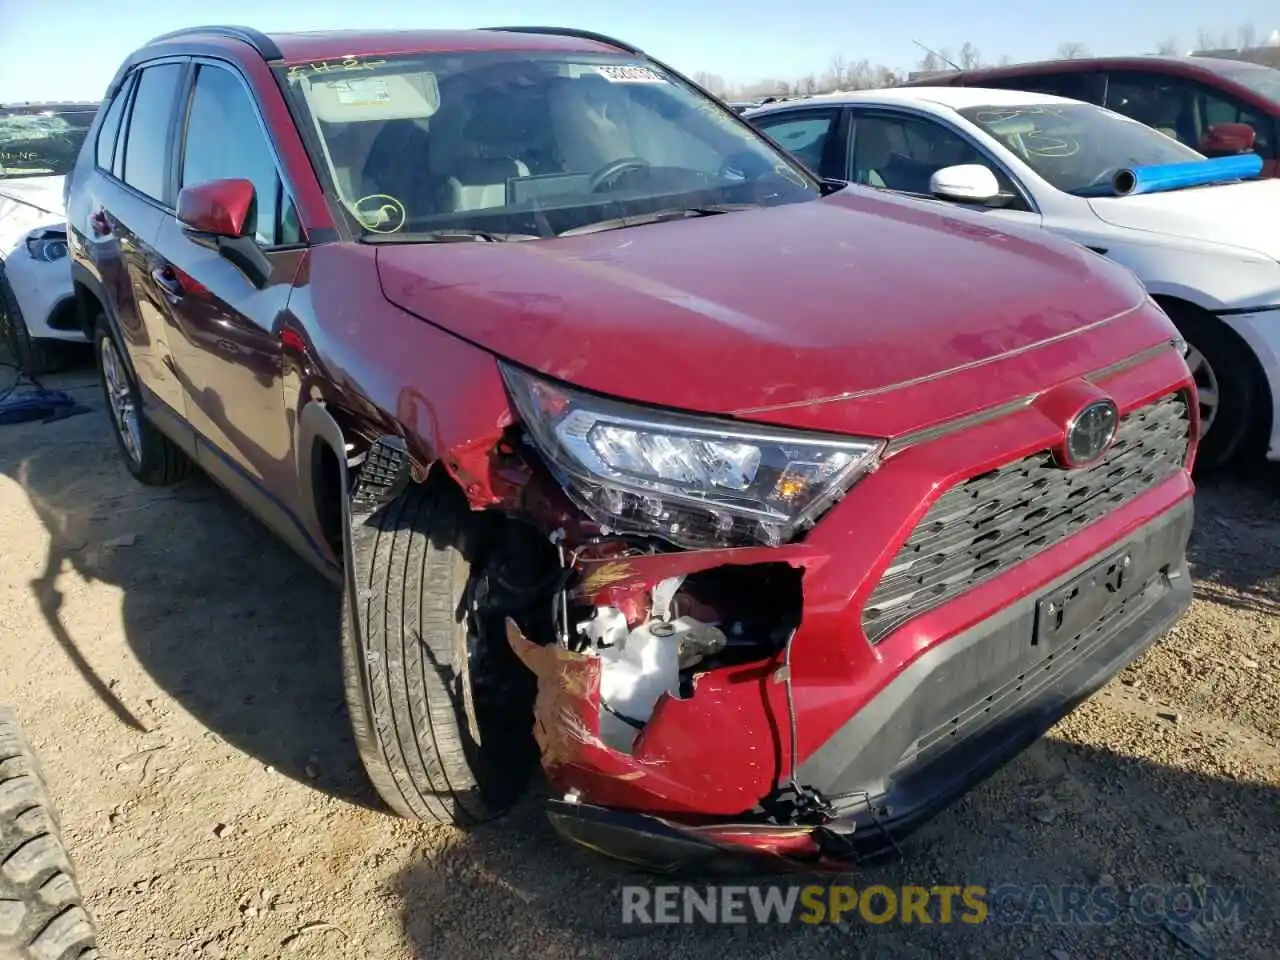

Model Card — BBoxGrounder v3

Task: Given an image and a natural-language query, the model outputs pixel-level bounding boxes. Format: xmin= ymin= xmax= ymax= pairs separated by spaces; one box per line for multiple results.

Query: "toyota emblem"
xmin=1060 ymin=400 xmax=1119 ymax=468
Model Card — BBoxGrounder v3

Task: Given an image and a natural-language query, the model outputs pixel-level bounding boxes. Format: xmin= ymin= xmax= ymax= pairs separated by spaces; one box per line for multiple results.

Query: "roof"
xmin=912 ymin=53 xmax=1271 ymax=84
xmin=145 ymin=26 xmax=629 ymax=63
xmin=1193 ymin=48 xmax=1280 ymax=71
xmin=749 ymin=86 xmax=1080 ymax=114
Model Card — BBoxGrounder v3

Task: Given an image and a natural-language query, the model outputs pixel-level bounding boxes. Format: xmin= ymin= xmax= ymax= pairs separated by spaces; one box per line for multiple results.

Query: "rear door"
xmin=150 ymin=59 xmax=309 ymax=547
xmin=843 ymin=107 xmax=1041 ymax=229
xmin=90 ymin=59 xmax=194 ymax=445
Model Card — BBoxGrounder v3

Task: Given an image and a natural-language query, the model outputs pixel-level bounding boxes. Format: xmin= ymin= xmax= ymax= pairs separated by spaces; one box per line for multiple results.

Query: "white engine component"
xmin=576 ymin=605 xmax=629 ymax=648
xmin=596 ymin=618 xmax=692 ymax=752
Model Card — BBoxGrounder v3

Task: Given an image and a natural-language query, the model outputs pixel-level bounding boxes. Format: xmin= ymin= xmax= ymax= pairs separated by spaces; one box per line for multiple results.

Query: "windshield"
xmin=958 ymin=102 xmax=1204 ymax=195
xmin=275 ymin=51 xmax=819 ymax=240
xmin=1219 ymin=65 xmax=1280 ymax=103
xmin=0 ymin=105 xmax=96 ymax=179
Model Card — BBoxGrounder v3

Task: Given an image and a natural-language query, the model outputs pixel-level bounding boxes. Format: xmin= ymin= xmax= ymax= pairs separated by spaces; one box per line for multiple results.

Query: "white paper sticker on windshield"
xmin=330 ymin=78 xmax=391 ymax=105
xmin=594 ymin=64 xmax=666 ymax=83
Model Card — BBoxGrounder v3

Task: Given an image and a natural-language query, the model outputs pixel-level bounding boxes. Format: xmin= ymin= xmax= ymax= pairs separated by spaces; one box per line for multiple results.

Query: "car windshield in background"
xmin=958 ymin=102 xmax=1204 ymax=195
xmin=1219 ymin=65 xmax=1280 ymax=103
xmin=0 ymin=105 xmax=96 ymax=179
xmin=276 ymin=51 xmax=819 ymax=240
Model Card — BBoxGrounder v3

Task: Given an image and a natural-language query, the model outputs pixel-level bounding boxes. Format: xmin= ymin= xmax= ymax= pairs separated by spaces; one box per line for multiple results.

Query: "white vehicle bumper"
xmin=1220 ymin=308 xmax=1280 ymax=462
xmin=2 ymin=249 xmax=83 ymax=343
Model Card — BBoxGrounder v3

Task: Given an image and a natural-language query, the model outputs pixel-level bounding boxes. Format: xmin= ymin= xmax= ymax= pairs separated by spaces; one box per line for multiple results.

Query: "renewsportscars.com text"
xmin=621 ymin=883 xmax=1249 ymax=927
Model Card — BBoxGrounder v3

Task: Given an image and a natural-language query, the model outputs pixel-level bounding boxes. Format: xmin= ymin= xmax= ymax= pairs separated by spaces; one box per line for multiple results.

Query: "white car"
xmin=747 ymin=87 xmax=1280 ymax=471
xmin=1 ymin=102 xmax=98 ymax=373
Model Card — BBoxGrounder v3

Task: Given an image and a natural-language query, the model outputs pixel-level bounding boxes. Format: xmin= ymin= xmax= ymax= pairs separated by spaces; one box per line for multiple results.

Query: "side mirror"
xmin=929 ymin=163 xmax=1002 ymax=203
xmin=1199 ymin=121 xmax=1257 ymax=157
xmin=177 ymin=178 xmax=255 ymax=237
xmin=175 ymin=178 xmax=272 ymax=289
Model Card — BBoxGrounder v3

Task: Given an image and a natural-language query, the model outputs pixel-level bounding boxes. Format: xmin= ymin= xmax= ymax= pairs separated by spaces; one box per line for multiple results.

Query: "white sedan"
xmin=747 ymin=87 xmax=1280 ymax=471
xmin=1 ymin=102 xmax=97 ymax=374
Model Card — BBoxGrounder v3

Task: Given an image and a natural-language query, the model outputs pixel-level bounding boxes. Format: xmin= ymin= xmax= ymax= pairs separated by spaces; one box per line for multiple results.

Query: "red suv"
xmin=908 ymin=55 xmax=1280 ymax=177
xmin=65 ymin=25 xmax=1197 ymax=870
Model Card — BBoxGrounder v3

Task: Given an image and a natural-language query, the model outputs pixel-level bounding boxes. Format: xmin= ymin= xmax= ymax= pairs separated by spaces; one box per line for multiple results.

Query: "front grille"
xmin=862 ymin=392 xmax=1190 ymax=644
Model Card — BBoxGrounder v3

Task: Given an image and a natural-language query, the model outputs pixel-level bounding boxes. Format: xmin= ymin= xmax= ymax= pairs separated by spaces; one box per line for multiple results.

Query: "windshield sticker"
xmin=286 ymin=56 xmax=388 ymax=81
xmin=352 ymin=194 xmax=406 ymax=233
xmin=331 ymin=78 xmax=391 ymax=106
xmin=594 ymin=64 xmax=667 ymax=84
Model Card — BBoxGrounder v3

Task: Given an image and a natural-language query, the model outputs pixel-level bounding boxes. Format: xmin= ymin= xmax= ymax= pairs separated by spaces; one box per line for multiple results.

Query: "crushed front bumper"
xmin=519 ymin=497 xmax=1194 ymax=874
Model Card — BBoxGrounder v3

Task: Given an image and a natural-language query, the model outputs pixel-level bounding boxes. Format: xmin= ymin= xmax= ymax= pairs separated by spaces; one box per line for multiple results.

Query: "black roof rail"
xmin=145 ymin=24 xmax=282 ymax=61
xmin=480 ymin=26 xmax=642 ymax=56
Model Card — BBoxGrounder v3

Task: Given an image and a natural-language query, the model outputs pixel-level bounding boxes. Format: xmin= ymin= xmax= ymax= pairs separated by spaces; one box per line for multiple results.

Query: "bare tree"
xmin=1239 ymin=23 xmax=1257 ymax=49
xmin=1155 ymin=37 xmax=1179 ymax=55
xmin=1056 ymin=41 xmax=1092 ymax=60
xmin=958 ymin=42 xmax=982 ymax=69
xmin=917 ymin=50 xmax=944 ymax=73
xmin=997 ymin=54 xmax=1014 ymax=66
xmin=825 ymin=54 xmax=847 ymax=91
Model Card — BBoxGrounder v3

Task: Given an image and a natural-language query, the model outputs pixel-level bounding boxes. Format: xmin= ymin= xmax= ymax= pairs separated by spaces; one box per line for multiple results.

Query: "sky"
xmin=2 ymin=0 xmax=1278 ymax=102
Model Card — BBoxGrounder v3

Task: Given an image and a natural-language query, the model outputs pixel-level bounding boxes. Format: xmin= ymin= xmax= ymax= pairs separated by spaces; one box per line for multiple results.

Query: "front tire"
xmin=1158 ymin=300 xmax=1268 ymax=473
xmin=341 ymin=480 xmax=534 ymax=825
xmin=0 ymin=261 xmax=66 ymax=376
xmin=0 ymin=708 xmax=100 ymax=960
xmin=94 ymin=321 xmax=191 ymax=486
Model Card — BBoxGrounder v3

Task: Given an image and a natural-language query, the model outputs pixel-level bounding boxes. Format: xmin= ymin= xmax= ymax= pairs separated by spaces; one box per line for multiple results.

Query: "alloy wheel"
xmin=100 ymin=336 xmax=142 ymax=465
xmin=1184 ymin=344 xmax=1219 ymax=437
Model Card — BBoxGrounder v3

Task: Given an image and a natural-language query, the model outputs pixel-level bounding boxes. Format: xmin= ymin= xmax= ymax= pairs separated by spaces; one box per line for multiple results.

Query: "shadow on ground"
xmin=390 ymin=739 xmax=1279 ymax=960
xmin=0 ymin=359 xmax=378 ymax=811
xmin=1187 ymin=461 xmax=1280 ymax=617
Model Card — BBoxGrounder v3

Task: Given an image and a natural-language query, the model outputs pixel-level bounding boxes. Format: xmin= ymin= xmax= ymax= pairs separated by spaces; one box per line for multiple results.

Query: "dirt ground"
xmin=1 ymin=358 xmax=1277 ymax=960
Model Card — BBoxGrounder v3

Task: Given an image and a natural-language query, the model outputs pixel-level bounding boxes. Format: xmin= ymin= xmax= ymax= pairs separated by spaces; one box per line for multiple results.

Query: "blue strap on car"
xmin=0 ymin=372 xmax=91 ymax=426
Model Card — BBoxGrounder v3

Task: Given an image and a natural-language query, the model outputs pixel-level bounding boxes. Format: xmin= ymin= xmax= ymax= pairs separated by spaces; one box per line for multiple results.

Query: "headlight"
xmin=25 ymin=232 xmax=68 ymax=262
xmin=501 ymin=363 xmax=883 ymax=549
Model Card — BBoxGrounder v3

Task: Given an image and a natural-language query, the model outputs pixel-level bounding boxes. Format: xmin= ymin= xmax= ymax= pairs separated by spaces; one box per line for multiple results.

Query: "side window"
xmin=1105 ymin=72 xmax=1195 ymax=145
xmin=754 ymin=110 xmax=839 ymax=176
xmin=121 ymin=62 xmax=184 ymax=202
xmin=850 ymin=113 xmax=1022 ymax=203
xmin=95 ymin=75 xmax=133 ymax=171
xmin=180 ymin=64 xmax=288 ymax=247
xmin=1106 ymin=72 xmax=1275 ymax=157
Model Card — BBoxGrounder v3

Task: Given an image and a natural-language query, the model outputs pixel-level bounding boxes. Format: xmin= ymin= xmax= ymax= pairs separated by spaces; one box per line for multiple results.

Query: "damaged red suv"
xmin=65 ymin=24 xmax=1197 ymax=870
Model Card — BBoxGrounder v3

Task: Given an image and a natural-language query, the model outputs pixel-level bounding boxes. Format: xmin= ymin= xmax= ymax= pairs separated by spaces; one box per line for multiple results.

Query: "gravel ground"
xmin=0 ymin=360 xmax=1277 ymax=960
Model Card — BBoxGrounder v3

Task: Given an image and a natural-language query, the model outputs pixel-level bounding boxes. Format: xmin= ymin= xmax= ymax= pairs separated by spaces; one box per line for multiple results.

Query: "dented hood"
xmin=375 ymin=189 xmax=1144 ymax=417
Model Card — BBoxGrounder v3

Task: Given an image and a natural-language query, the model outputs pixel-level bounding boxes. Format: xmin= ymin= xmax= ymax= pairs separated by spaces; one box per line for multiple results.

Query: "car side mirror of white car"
xmin=930 ymin=164 xmax=1002 ymax=203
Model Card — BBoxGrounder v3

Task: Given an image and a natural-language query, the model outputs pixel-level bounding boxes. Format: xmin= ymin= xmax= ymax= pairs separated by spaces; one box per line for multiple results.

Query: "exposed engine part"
xmin=550 ymin=527 xmax=571 ymax=646
xmin=576 ymin=606 xmax=629 ymax=649
xmin=596 ymin=618 xmax=683 ymax=751
xmin=650 ymin=575 xmax=684 ymax=622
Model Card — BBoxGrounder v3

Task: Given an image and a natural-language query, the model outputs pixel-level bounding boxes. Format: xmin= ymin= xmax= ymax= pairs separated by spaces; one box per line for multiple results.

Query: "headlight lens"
xmin=25 ymin=233 xmax=68 ymax=262
xmin=501 ymin=363 xmax=883 ymax=549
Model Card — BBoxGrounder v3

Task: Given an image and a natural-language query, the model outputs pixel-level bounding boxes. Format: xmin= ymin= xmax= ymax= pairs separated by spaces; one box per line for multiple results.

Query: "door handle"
xmin=89 ymin=210 xmax=111 ymax=237
xmin=151 ymin=266 xmax=184 ymax=300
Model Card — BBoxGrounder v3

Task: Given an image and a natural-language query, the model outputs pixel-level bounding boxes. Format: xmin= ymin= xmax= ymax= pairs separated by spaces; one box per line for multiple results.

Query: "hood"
xmin=0 ymin=175 xmax=66 ymax=217
xmin=375 ymin=189 xmax=1145 ymax=417
xmin=1088 ymin=178 xmax=1280 ymax=261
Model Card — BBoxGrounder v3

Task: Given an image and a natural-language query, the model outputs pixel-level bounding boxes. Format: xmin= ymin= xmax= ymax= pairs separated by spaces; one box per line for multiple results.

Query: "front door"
xmin=843 ymin=109 xmax=1042 ymax=231
xmin=149 ymin=59 xmax=310 ymax=551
